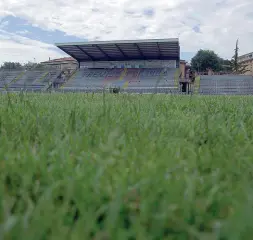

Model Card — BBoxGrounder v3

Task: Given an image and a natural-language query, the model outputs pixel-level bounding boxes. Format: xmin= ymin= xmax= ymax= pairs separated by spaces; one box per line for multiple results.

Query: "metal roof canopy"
xmin=55 ymin=38 xmax=180 ymax=62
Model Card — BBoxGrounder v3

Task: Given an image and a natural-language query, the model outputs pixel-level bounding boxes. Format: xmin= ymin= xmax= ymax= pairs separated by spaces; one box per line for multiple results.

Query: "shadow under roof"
xmin=55 ymin=38 xmax=180 ymax=62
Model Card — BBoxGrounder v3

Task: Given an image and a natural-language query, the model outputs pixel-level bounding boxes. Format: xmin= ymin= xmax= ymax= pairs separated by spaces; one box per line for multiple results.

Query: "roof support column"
xmin=157 ymin=43 xmax=161 ymax=59
xmin=95 ymin=45 xmax=111 ymax=60
xmin=75 ymin=46 xmax=95 ymax=61
xmin=134 ymin=43 xmax=145 ymax=59
xmin=115 ymin=44 xmax=127 ymax=58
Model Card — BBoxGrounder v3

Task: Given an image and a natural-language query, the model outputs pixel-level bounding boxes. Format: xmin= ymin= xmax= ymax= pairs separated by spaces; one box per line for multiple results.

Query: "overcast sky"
xmin=0 ymin=0 xmax=252 ymax=64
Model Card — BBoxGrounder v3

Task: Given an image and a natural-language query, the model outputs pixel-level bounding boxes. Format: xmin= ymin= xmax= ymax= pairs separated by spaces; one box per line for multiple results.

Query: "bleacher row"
xmin=1 ymin=68 xmax=253 ymax=95
xmin=61 ymin=68 xmax=178 ymax=93
xmin=199 ymin=75 xmax=253 ymax=95
xmin=0 ymin=70 xmax=61 ymax=92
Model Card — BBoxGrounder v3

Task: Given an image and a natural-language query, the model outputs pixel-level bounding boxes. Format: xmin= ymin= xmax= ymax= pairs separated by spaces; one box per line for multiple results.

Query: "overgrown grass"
xmin=1 ymin=93 xmax=253 ymax=240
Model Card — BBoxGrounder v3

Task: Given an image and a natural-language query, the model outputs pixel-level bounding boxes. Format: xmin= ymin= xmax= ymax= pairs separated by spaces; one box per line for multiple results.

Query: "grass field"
xmin=1 ymin=93 xmax=253 ymax=240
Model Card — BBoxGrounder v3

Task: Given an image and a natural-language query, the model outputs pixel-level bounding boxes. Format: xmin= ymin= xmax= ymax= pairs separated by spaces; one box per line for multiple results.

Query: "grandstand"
xmin=55 ymin=39 xmax=181 ymax=93
xmin=0 ymin=69 xmax=62 ymax=92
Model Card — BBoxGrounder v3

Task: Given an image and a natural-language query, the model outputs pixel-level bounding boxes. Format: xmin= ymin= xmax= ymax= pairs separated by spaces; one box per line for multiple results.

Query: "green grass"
xmin=1 ymin=93 xmax=253 ymax=240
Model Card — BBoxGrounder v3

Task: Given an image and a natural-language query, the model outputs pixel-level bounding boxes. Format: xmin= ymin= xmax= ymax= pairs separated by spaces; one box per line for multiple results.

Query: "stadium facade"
xmin=55 ymin=38 xmax=183 ymax=93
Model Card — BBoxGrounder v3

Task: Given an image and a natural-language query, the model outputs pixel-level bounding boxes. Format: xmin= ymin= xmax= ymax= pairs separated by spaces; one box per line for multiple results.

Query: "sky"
xmin=0 ymin=0 xmax=253 ymax=64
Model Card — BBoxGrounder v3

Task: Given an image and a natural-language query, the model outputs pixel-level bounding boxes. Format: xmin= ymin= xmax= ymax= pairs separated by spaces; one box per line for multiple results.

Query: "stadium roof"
xmin=55 ymin=38 xmax=180 ymax=62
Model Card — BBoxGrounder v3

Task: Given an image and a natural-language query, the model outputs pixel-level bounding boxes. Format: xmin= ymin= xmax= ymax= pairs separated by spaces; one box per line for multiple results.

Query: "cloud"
xmin=0 ymin=21 xmax=8 ymax=29
xmin=15 ymin=29 xmax=29 ymax=35
xmin=192 ymin=25 xmax=201 ymax=33
xmin=143 ymin=8 xmax=155 ymax=17
xmin=0 ymin=30 xmax=65 ymax=64
xmin=0 ymin=0 xmax=253 ymax=61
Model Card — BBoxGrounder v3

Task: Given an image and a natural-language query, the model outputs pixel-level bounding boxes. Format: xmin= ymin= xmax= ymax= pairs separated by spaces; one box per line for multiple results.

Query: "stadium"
xmin=56 ymin=38 xmax=180 ymax=94
xmin=1 ymin=38 xmax=253 ymax=95
xmin=2 ymin=38 xmax=253 ymax=239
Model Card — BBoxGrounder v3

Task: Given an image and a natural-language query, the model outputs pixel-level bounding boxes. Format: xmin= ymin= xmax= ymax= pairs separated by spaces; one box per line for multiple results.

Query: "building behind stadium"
xmin=41 ymin=57 xmax=78 ymax=71
xmin=238 ymin=52 xmax=253 ymax=76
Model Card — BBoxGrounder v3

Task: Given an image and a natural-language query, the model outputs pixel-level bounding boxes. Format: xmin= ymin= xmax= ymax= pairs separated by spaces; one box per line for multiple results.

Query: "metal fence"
xmin=199 ymin=75 xmax=253 ymax=95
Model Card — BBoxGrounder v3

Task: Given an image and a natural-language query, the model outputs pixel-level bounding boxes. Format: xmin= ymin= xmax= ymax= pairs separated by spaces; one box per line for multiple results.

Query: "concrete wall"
xmin=80 ymin=60 xmax=177 ymax=69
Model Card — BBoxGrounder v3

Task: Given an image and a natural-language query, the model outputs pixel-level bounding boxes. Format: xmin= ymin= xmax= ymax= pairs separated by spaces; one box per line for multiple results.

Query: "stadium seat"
xmin=0 ymin=70 xmax=24 ymax=90
xmin=62 ymin=68 xmax=178 ymax=93
xmin=0 ymin=69 xmax=62 ymax=92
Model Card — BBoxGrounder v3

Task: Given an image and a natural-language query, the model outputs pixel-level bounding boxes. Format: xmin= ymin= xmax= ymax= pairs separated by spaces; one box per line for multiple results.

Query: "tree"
xmin=0 ymin=62 xmax=23 ymax=70
xmin=23 ymin=62 xmax=44 ymax=70
xmin=0 ymin=61 xmax=45 ymax=71
xmin=230 ymin=39 xmax=247 ymax=74
xmin=191 ymin=50 xmax=222 ymax=72
xmin=219 ymin=58 xmax=232 ymax=73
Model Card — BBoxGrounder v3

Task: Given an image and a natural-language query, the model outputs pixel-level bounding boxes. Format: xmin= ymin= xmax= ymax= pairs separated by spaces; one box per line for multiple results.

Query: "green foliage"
xmin=219 ymin=58 xmax=232 ymax=72
xmin=0 ymin=62 xmax=23 ymax=70
xmin=23 ymin=62 xmax=44 ymax=70
xmin=191 ymin=50 xmax=222 ymax=72
xmin=230 ymin=39 xmax=247 ymax=74
xmin=1 ymin=93 xmax=253 ymax=239
xmin=0 ymin=62 xmax=44 ymax=70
